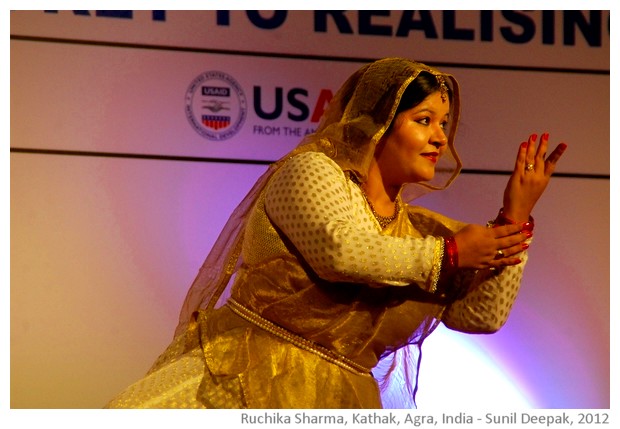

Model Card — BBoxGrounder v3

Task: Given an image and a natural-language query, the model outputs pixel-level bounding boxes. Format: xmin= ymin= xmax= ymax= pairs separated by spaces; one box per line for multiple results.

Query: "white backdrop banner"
xmin=11 ymin=10 xmax=610 ymax=70
xmin=10 ymin=10 xmax=610 ymax=173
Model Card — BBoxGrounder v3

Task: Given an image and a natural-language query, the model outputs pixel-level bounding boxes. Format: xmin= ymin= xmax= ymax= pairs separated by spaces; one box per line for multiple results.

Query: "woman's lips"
xmin=421 ymin=152 xmax=439 ymax=163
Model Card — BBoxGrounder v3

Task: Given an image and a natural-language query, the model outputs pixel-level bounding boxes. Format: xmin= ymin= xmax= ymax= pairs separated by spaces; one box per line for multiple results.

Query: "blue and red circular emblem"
xmin=185 ymin=71 xmax=247 ymax=141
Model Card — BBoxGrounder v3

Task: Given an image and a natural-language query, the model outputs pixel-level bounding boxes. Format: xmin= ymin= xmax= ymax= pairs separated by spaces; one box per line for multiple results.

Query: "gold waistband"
xmin=226 ymin=299 xmax=372 ymax=376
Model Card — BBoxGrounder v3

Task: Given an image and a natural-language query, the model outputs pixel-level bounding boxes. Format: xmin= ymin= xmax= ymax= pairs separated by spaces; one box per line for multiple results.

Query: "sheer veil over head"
xmin=175 ymin=58 xmax=462 ymax=342
xmin=303 ymin=57 xmax=462 ymax=201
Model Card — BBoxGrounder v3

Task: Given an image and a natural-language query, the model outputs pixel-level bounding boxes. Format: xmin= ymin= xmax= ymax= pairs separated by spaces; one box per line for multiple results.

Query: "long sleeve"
xmin=264 ymin=151 xmax=442 ymax=290
xmin=441 ymin=251 xmax=528 ymax=333
xmin=406 ymin=205 xmax=529 ymax=333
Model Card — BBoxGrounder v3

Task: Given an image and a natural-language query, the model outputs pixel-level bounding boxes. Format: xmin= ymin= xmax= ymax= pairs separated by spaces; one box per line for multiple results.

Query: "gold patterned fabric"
xmin=106 ymin=153 xmax=527 ymax=409
xmin=105 ymin=58 xmax=527 ymax=409
xmin=173 ymin=58 xmax=462 ymax=340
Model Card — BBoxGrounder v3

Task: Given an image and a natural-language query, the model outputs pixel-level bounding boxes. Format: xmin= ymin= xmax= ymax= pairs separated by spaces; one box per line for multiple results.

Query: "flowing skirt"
xmin=105 ymin=306 xmax=382 ymax=408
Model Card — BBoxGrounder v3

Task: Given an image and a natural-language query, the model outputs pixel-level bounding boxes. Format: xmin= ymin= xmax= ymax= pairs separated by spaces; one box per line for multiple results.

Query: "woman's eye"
xmin=416 ymin=117 xmax=430 ymax=125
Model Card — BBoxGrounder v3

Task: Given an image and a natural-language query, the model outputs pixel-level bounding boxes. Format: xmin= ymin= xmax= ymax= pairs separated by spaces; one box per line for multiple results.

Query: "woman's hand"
xmin=453 ymin=223 xmax=531 ymax=270
xmin=502 ymin=133 xmax=567 ymax=222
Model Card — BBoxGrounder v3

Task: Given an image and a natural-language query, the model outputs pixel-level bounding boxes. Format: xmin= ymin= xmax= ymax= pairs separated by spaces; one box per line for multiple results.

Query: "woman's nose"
xmin=431 ymin=129 xmax=448 ymax=149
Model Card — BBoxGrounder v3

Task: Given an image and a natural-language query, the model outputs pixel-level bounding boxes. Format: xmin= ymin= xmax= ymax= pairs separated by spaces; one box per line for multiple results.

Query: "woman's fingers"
xmin=491 ymin=223 xmax=527 ymax=238
xmin=544 ymin=143 xmax=568 ymax=176
xmin=454 ymin=222 xmax=533 ymax=269
xmin=529 ymin=132 xmax=568 ymax=177
xmin=535 ymin=133 xmax=549 ymax=164
xmin=487 ymin=223 xmax=531 ymax=267
xmin=515 ymin=139 xmax=528 ymax=171
xmin=496 ymin=240 xmax=529 ymax=259
xmin=517 ymin=132 xmax=567 ymax=177
xmin=526 ymin=133 xmax=538 ymax=170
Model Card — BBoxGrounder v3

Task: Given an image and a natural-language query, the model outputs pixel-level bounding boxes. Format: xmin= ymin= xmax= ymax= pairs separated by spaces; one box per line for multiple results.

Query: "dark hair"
xmin=394 ymin=72 xmax=452 ymax=117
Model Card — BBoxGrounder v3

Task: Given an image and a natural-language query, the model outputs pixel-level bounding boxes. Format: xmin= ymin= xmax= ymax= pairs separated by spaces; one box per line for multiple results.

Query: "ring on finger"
xmin=495 ymin=249 xmax=505 ymax=259
xmin=525 ymin=163 xmax=535 ymax=172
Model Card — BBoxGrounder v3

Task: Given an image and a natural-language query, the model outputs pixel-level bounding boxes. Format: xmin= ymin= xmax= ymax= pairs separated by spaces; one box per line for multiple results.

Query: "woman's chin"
xmin=409 ymin=170 xmax=435 ymax=184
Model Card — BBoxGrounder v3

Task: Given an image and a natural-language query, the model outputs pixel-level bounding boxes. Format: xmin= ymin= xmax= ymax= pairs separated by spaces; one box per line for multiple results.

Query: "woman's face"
xmin=376 ymin=91 xmax=450 ymax=187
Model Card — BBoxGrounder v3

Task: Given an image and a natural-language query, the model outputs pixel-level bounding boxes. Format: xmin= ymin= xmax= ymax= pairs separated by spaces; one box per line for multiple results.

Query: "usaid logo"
xmin=202 ymin=86 xmax=230 ymax=96
xmin=185 ymin=71 xmax=247 ymax=141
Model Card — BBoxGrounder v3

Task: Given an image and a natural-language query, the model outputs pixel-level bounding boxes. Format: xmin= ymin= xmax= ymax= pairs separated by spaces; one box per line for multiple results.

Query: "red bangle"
xmin=443 ymin=236 xmax=459 ymax=272
xmin=488 ymin=208 xmax=534 ymax=231
xmin=436 ymin=236 xmax=461 ymax=300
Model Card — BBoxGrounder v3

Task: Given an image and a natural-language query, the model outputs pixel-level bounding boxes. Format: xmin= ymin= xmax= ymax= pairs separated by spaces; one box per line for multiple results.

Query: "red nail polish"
xmin=524 ymin=231 xmax=533 ymax=239
xmin=521 ymin=142 xmax=528 ymax=149
xmin=522 ymin=222 xmax=534 ymax=232
xmin=522 ymin=243 xmax=529 ymax=250
xmin=543 ymin=132 xmax=549 ymax=140
xmin=531 ymin=133 xmax=538 ymax=141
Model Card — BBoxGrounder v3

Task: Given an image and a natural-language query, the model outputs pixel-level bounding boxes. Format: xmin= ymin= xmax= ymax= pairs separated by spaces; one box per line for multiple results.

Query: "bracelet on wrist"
xmin=487 ymin=208 xmax=534 ymax=231
xmin=443 ymin=236 xmax=459 ymax=272
xmin=435 ymin=236 xmax=461 ymax=300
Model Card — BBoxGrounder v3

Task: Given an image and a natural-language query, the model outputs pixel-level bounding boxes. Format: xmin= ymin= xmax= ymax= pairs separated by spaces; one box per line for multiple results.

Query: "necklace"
xmin=357 ymin=183 xmax=400 ymax=229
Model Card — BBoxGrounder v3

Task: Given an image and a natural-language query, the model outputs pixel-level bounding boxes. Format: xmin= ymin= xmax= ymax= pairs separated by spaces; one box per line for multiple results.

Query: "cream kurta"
xmin=106 ymin=152 xmax=526 ymax=409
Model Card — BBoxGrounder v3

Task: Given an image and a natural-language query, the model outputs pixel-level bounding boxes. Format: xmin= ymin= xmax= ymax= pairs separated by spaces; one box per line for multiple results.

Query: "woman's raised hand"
xmin=452 ymin=133 xmax=565 ymax=270
xmin=502 ymin=133 xmax=567 ymax=222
